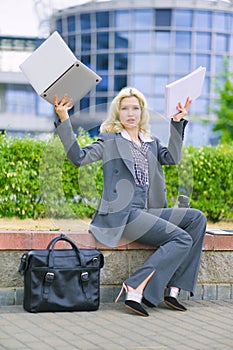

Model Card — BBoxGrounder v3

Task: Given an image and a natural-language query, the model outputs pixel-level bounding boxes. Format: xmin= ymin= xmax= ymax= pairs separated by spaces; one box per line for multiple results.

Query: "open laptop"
xmin=20 ymin=31 xmax=102 ymax=105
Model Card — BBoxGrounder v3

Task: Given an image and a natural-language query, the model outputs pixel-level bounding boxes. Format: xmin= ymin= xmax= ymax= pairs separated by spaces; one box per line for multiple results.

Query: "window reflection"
xmin=155 ymin=9 xmax=171 ymax=27
xmin=154 ymin=54 xmax=169 ymax=73
xmin=96 ymin=12 xmax=109 ymax=28
xmin=155 ymin=31 xmax=170 ymax=50
xmin=214 ymin=12 xmax=232 ymax=31
xmin=133 ymin=54 xmax=155 ymax=73
xmin=80 ymin=97 xmax=90 ymax=111
xmin=97 ymin=32 xmax=109 ymax=49
xmin=80 ymin=13 xmax=91 ymax=30
xmin=194 ymin=11 xmax=212 ymax=29
xmin=134 ymin=9 xmax=153 ymax=27
xmin=196 ymin=54 xmax=211 ymax=71
xmin=115 ymin=32 xmax=129 ymax=49
xmin=174 ymin=54 xmax=190 ymax=73
xmin=215 ymin=33 xmax=229 ymax=52
xmin=67 ymin=15 xmax=75 ymax=32
xmin=131 ymin=76 xmax=151 ymax=94
xmin=115 ymin=10 xmax=130 ymax=28
xmin=56 ymin=19 xmax=62 ymax=34
xmin=81 ymin=34 xmax=91 ymax=51
xmin=175 ymin=32 xmax=191 ymax=50
xmin=154 ymin=76 xmax=169 ymax=93
xmin=133 ymin=32 xmax=152 ymax=50
xmin=97 ymin=54 xmax=109 ymax=70
xmin=114 ymin=53 xmax=128 ymax=70
xmin=68 ymin=35 xmax=76 ymax=52
xmin=174 ymin=10 xmax=192 ymax=27
xmin=96 ymin=75 xmax=108 ymax=91
xmin=196 ymin=32 xmax=211 ymax=50
xmin=114 ymin=75 xmax=127 ymax=91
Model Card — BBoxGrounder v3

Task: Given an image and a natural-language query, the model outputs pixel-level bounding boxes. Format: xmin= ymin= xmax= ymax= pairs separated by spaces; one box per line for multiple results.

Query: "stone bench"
xmin=0 ymin=230 xmax=233 ymax=306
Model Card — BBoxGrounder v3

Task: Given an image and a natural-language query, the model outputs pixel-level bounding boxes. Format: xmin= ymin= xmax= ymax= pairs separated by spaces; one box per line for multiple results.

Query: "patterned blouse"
xmin=121 ymin=129 xmax=153 ymax=186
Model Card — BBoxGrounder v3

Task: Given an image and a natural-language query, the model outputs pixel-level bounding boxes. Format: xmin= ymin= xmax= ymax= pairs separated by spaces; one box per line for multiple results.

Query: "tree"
xmin=213 ymin=66 xmax=233 ymax=144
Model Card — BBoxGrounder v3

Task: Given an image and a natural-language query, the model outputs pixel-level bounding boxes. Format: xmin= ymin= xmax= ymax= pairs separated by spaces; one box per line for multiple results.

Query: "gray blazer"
xmin=56 ymin=118 xmax=188 ymax=247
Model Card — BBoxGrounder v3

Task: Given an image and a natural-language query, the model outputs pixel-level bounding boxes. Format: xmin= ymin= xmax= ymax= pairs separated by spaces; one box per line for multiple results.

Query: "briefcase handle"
xmin=47 ymin=234 xmax=86 ymax=267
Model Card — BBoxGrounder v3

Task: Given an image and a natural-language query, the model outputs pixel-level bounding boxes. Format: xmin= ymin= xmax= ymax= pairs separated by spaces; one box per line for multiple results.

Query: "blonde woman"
xmin=54 ymin=87 xmax=206 ymax=317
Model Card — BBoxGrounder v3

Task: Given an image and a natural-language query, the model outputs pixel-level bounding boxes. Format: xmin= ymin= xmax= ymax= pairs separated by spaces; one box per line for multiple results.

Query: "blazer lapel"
xmin=115 ymin=135 xmax=135 ymax=177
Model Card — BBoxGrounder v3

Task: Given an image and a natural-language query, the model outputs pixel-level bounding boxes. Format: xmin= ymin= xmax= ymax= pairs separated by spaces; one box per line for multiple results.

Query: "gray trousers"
xmin=123 ymin=186 xmax=207 ymax=306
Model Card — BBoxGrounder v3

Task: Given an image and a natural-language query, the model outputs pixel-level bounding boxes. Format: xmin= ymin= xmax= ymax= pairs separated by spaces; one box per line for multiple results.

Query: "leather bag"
xmin=18 ymin=234 xmax=104 ymax=313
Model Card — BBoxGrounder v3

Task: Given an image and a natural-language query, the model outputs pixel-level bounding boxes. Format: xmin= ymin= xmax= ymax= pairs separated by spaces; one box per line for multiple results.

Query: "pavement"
xmin=0 ymin=300 xmax=233 ymax=350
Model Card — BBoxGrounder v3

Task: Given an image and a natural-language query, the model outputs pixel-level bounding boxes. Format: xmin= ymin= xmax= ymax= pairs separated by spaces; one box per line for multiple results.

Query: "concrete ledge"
xmin=0 ymin=229 xmax=233 ymax=306
xmin=1 ymin=230 xmax=233 ymax=251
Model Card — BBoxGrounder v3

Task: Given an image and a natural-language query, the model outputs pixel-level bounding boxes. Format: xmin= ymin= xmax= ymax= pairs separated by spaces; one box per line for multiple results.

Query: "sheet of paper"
xmin=164 ymin=66 xmax=206 ymax=118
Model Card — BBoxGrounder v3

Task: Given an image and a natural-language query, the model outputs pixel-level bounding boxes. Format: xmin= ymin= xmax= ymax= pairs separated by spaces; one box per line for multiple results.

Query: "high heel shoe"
xmin=115 ymin=283 xmax=149 ymax=317
xmin=164 ymin=287 xmax=187 ymax=311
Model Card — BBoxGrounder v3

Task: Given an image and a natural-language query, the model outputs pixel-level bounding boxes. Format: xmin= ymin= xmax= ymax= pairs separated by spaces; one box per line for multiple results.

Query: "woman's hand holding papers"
xmin=54 ymin=94 xmax=73 ymax=122
xmin=172 ymin=96 xmax=192 ymax=122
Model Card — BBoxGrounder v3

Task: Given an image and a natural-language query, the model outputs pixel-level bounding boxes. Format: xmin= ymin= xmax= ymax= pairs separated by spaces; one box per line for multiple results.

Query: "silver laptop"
xmin=20 ymin=31 xmax=102 ymax=105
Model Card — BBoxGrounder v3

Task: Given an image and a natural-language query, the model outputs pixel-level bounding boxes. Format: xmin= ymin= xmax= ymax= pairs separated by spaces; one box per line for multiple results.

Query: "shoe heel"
xmin=115 ymin=283 xmax=126 ymax=303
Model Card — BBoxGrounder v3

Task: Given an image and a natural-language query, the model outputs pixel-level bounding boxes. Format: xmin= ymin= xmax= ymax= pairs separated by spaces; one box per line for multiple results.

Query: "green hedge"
xmin=0 ymin=132 xmax=232 ymax=222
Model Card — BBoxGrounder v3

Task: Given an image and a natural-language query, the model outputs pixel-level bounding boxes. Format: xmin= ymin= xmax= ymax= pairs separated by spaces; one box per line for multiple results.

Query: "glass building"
xmin=1 ymin=0 xmax=233 ymax=142
xmin=50 ymin=0 xmax=233 ymax=125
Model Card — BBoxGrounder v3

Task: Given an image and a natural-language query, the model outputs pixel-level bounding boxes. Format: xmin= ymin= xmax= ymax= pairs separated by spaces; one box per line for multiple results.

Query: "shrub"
xmin=0 ymin=131 xmax=232 ymax=222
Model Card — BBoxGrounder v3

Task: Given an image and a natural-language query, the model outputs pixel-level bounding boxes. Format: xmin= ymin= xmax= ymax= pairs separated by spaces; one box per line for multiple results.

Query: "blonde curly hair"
xmin=100 ymin=87 xmax=151 ymax=136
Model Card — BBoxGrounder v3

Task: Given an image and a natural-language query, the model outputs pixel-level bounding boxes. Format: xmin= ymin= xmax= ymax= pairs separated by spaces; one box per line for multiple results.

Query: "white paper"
xmin=164 ymin=66 xmax=206 ymax=118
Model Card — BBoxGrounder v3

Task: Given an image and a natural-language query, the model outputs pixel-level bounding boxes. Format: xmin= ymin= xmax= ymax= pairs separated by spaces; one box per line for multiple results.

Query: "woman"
xmin=54 ymin=87 xmax=206 ymax=317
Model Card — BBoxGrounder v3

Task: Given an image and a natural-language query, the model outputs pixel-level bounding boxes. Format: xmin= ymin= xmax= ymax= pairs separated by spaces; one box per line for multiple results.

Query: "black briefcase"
xmin=18 ymin=234 xmax=104 ymax=313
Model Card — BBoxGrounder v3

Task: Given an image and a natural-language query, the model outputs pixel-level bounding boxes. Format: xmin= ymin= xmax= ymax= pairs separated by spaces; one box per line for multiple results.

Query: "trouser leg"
xmin=123 ymin=207 xmax=206 ymax=306
xmin=123 ymin=209 xmax=194 ymax=306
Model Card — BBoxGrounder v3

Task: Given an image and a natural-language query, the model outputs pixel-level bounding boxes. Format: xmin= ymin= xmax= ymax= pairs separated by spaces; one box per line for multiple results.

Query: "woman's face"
xmin=119 ymin=96 xmax=142 ymax=131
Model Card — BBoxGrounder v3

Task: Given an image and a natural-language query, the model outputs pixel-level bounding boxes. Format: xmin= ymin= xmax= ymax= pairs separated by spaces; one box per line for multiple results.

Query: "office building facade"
xmin=50 ymin=0 xmax=233 ymax=121
xmin=1 ymin=0 xmax=233 ymax=143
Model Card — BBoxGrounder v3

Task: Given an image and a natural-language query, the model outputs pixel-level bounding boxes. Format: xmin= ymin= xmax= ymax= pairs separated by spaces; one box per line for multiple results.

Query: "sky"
xmin=0 ymin=0 xmax=92 ymax=37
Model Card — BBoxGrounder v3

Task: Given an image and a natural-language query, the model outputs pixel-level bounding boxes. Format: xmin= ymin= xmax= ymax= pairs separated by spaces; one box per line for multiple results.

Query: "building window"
xmin=96 ymin=97 xmax=108 ymax=111
xmin=175 ymin=31 xmax=191 ymax=50
xmin=174 ymin=10 xmax=193 ymax=28
xmin=115 ymin=32 xmax=129 ymax=49
xmin=81 ymin=34 xmax=91 ymax=51
xmin=115 ymin=10 xmax=130 ymax=28
xmin=155 ymin=31 xmax=170 ymax=50
xmin=155 ymin=9 xmax=172 ymax=27
xmin=67 ymin=15 xmax=75 ymax=32
xmin=96 ymin=11 xmax=109 ymax=28
xmin=133 ymin=54 xmax=155 ymax=73
xmin=194 ymin=11 xmax=212 ymax=29
xmin=80 ymin=97 xmax=90 ymax=111
xmin=174 ymin=54 xmax=191 ymax=73
xmin=133 ymin=9 xmax=153 ymax=27
xmin=154 ymin=54 xmax=169 ymax=73
xmin=5 ymin=85 xmax=35 ymax=114
xmin=215 ymin=33 xmax=229 ymax=52
xmin=68 ymin=35 xmax=76 ymax=52
xmin=97 ymin=54 xmax=109 ymax=70
xmin=154 ymin=76 xmax=169 ymax=94
xmin=133 ymin=31 xmax=152 ymax=51
xmin=114 ymin=75 xmax=127 ymax=91
xmin=214 ymin=11 xmax=232 ymax=31
xmin=131 ymin=75 xmax=151 ymax=94
xmin=114 ymin=53 xmax=128 ymax=70
xmin=97 ymin=32 xmax=109 ymax=50
xmin=56 ymin=19 xmax=63 ymax=34
xmin=96 ymin=75 xmax=108 ymax=91
xmin=196 ymin=54 xmax=211 ymax=72
xmin=80 ymin=13 xmax=91 ymax=30
xmin=37 ymin=97 xmax=54 ymax=116
xmin=196 ymin=32 xmax=211 ymax=51
xmin=81 ymin=55 xmax=91 ymax=66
